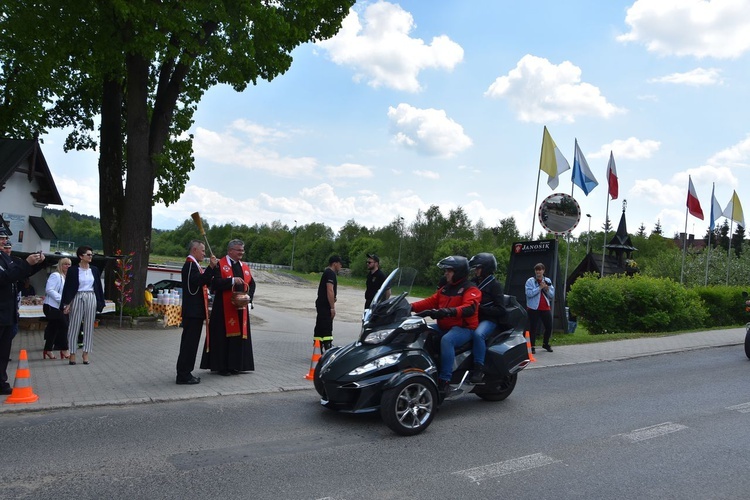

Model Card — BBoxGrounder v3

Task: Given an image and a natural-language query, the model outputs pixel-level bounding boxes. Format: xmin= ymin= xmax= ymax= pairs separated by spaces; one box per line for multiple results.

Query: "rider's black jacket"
xmin=473 ymin=275 xmax=506 ymax=323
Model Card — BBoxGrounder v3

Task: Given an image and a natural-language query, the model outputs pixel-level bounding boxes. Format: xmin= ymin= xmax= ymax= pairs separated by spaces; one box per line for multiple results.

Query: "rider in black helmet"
xmin=411 ymin=255 xmax=481 ymax=396
xmin=468 ymin=252 xmax=506 ymax=383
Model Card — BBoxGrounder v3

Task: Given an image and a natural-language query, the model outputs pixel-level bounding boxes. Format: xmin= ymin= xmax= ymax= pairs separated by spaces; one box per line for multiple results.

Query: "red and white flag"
xmin=606 ymin=151 xmax=618 ymax=200
xmin=687 ymin=176 xmax=704 ymax=220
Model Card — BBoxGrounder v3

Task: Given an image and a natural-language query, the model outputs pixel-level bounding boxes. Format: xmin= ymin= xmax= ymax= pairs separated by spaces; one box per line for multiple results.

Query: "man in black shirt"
xmin=364 ymin=253 xmax=387 ymax=309
xmin=314 ymin=255 xmax=342 ymax=352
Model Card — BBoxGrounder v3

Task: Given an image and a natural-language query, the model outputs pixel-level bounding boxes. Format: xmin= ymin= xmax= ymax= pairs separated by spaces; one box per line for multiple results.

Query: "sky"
xmin=39 ymin=0 xmax=750 ymax=241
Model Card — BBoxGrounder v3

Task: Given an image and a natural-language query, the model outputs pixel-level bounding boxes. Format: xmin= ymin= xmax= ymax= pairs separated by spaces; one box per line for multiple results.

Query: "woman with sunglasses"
xmin=61 ymin=246 xmax=105 ymax=365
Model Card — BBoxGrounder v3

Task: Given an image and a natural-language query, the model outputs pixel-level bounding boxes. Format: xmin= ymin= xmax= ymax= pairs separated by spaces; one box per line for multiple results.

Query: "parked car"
xmin=151 ymin=279 xmax=181 ymax=293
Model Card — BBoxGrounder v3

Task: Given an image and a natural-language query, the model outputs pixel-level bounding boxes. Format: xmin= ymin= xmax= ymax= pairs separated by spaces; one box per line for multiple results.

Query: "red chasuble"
xmin=218 ymin=256 xmax=253 ymax=339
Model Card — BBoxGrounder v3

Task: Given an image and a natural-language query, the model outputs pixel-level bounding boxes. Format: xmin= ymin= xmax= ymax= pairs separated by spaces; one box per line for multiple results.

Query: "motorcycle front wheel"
xmin=475 ymin=373 xmax=518 ymax=401
xmin=744 ymin=325 xmax=750 ymax=359
xmin=380 ymin=377 xmax=437 ymax=436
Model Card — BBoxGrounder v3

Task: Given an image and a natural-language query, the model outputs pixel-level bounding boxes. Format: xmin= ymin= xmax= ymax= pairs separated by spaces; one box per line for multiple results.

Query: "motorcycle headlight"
xmin=363 ymin=328 xmax=395 ymax=345
xmin=348 ymin=353 xmax=401 ymax=376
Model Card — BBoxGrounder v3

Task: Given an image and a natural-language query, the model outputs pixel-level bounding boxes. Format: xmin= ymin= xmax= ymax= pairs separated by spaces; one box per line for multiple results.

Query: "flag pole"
xmin=601 ymin=196 xmax=609 ymax=277
xmin=704 ymin=228 xmax=712 ymax=286
xmin=531 ymin=138 xmax=545 ymax=240
xmin=680 ymin=206 xmax=688 ymax=284
xmin=726 ymin=217 xmax=734 ymax=285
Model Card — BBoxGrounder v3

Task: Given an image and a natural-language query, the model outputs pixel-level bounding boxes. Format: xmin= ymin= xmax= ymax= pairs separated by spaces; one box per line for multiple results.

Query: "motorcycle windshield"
xmin=368 ymin=267 xmax=415 ymax=307
xmin=363 ymin=267 xmax=417 ymax=327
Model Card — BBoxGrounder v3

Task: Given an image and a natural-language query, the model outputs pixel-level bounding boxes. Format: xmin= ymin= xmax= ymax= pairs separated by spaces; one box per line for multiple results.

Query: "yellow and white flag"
xmin=539 ymin=126 xmax=570 ymax=190
xmin=722 ymin=190 xmax=745 ymax=227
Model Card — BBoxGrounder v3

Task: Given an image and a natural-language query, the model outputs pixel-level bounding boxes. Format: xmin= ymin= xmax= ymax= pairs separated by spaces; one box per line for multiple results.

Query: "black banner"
xmin=505 ymin=239 xmax=568 ymax=333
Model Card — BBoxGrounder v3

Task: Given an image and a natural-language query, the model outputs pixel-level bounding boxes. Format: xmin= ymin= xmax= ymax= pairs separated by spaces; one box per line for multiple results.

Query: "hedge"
xmin=567 ymin=273 xmax=709 ymax=334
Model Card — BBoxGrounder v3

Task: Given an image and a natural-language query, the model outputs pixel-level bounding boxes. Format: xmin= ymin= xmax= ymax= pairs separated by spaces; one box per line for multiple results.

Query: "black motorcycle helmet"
xmin=437 ymin=255 xmax=469 ymax=283
xmin=469 ymin=252 xmax=497 ymax=279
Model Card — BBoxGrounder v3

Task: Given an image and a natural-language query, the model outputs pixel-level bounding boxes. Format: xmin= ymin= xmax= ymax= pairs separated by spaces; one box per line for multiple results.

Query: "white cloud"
xmin=325 ymin=163 xmax=374 ymax=180
xmin=387 ymin=103 xmax=472 ymax=158
xmin=54 ymin=177 xmax=100 ymax=215
xmin=589 ymin=137 xmax=661 ymax=160
xmin=413 ymin=170 xmax=440 ymax=180
xmin=649 ymin=67 xmax=723 ymax=86
xmin=316 ymin=1 xmax=464 ymax=92
xmin=708 ymin=134 xmax=750 ymax=167
xmin=630 ymin=165 xmax=737 ymax=209
xmin=153 ymin=183 xmax=433 ymax=235
xmin=229 ymin=119 xmax=290 ymax=144
xmin=193 ymin=124 xmax=318 ymax=178
xmin=672 ymin=165 xmax=737 ymax=188
xmin=618 ymin=0 xmax=750 ymax=58
xmin=631 ymin=178 xmax=683 ymax=206
xmin=485 ymin=54 xmax=625 ymax=123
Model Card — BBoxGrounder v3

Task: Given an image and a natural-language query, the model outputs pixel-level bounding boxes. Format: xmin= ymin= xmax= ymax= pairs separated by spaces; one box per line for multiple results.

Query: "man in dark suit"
xmin=175 ymin=239 xmax=217 ymax=385
xmin=0 ymin=227 xmax=46 ymax=395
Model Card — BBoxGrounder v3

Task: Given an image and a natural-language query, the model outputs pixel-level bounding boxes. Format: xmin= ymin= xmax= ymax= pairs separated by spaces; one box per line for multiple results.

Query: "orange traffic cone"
xmin=4 ymin=349 xmax=39 ymax=404
xmin=524 ymin=331 xmax=536 ymax=363
xmin=304 ymin=340 xmax=322 ymax=380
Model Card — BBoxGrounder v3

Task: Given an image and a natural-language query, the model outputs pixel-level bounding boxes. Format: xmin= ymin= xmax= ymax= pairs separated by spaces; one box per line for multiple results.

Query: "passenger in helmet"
xmin=468 ymin=252 xmax=506 ymax=383
xmin=410 ymin=255 xmax=481 ymax=396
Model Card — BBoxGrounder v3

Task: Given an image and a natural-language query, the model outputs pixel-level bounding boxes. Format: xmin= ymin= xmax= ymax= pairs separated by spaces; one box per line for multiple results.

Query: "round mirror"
xmin=538 ymin=193 xmax=581 ymax=235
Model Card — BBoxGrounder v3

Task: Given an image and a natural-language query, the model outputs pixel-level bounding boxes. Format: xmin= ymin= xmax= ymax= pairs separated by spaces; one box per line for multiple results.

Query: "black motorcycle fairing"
xmin=319 ymin=347 xmax=436 ymax=413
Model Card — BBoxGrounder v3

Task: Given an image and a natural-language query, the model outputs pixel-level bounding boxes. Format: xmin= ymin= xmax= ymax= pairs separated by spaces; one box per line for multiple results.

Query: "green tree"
xmin=731 ymin=224 xmax=745 ymax=257
xmin=652 ymin=219 xmax=663 ymax=236
xmin=446 ymin=207 xmax=474 ymax=240
xmin=410 ymin=206 xmax=449 ymax=285
xmin=0 ymin=0 xmax=354 ymax=304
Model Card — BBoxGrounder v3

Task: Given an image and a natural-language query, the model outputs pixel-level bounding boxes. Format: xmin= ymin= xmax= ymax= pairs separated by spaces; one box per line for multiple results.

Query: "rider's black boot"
xmin=470 ymin=363 xmax=484 ymax=384
xmin=438 ymin=379 xmax=451 ymax=396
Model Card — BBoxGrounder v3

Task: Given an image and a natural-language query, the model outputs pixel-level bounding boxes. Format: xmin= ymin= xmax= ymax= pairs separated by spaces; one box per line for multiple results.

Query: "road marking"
xmin=454 ymin=453 xmax=561 ymax=483
xmin=620 ymin=422 xmax=687 ymax=442
xmin=726 ymin=402 xmax=750 ymax=413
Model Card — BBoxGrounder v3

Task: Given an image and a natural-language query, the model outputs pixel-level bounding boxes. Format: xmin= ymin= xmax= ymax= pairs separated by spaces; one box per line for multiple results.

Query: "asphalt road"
xmin=2 ymin=345 xmax=749 ymax=499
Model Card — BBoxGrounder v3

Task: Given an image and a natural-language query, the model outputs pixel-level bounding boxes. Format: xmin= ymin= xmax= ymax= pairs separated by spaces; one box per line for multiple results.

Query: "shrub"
xmin=568 ymin=273 xmax=708 ymax=334
xmin=116 ymin=305 xmax=151 ymax=317
xmin=692 ymin=286 xmax=747 ymax=326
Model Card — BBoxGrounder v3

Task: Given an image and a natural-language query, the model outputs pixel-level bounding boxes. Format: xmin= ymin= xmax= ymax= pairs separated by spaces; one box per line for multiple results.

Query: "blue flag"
xmin=571 ymin=139 xmax=598 ymax=195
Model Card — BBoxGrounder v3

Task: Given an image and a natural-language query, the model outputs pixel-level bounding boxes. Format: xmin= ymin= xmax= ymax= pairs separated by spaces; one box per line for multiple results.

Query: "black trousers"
xmin=176 ymin=317 xmax=204 ymax=380
xmin=0 ymin=324 xmax=14 ymax=391
xmin=43 ymin=304 xmax=69 ymax=351
xmin=527 ymin=308 xmax=552 ymax=346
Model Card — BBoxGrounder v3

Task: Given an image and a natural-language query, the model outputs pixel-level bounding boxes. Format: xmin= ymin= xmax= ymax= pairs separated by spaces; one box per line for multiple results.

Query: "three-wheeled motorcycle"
xmin=314 ymin=268 xmax=530 ymax=436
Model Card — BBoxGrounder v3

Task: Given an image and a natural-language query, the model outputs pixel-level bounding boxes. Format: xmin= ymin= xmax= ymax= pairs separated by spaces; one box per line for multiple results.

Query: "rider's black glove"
xmin=414 ymin=309 xmax=437 ymax=318
xmin=433 ymin=308 xmax=456 ymax=319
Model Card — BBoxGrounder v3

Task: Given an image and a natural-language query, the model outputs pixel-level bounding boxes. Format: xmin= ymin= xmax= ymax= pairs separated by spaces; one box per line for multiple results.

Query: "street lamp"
xmin=586 ymin=214 xmax=592 ymax=254
xmin=290 ymin=220 xmax=297 ymax=271
xmin=397 ymin=216 xmax=405 ymax=269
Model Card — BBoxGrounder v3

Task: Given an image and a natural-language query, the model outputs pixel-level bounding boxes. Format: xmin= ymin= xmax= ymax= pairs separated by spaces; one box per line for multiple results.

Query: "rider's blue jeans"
xmin=428 ymin=324 xmax=474 ymax=382
xmin=472 ymin=320 xmax=496 ymax=366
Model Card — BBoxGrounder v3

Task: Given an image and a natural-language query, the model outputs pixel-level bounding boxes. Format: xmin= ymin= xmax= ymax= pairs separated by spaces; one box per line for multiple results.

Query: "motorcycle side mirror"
xmin=743 ymin=291 xmax=748 ymax=298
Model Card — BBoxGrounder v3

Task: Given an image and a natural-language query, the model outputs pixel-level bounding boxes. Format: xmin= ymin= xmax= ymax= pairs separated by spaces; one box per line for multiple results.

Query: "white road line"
xmin=454 ymin=453 xmax=561 ymax=483
xmin=620 ymin=422 xmax=688 ymax=442
xmin=726 ymin=402 xmax=750 ymax=413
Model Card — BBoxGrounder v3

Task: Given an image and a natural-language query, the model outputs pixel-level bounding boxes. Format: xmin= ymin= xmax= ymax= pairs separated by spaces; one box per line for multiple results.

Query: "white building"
xmin=0 ymin=138 xmax=64 ymax=292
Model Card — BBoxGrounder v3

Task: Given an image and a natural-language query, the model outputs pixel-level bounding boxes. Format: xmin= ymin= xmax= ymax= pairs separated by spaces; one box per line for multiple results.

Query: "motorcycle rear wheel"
xmin=381 ymin=377 xmax=437 ymax=436
xmin=744 ymin=326 xmax=750 ymax=360
xmin=475 ymin=373 xmax=518 ymax=401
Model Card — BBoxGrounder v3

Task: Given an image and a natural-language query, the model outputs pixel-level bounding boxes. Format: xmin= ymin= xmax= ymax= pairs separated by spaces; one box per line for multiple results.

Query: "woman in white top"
xmin=42 ymin=258 xmax=71 ymax=359
xmin=61 ymin=246 xmax=105 ymax=365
